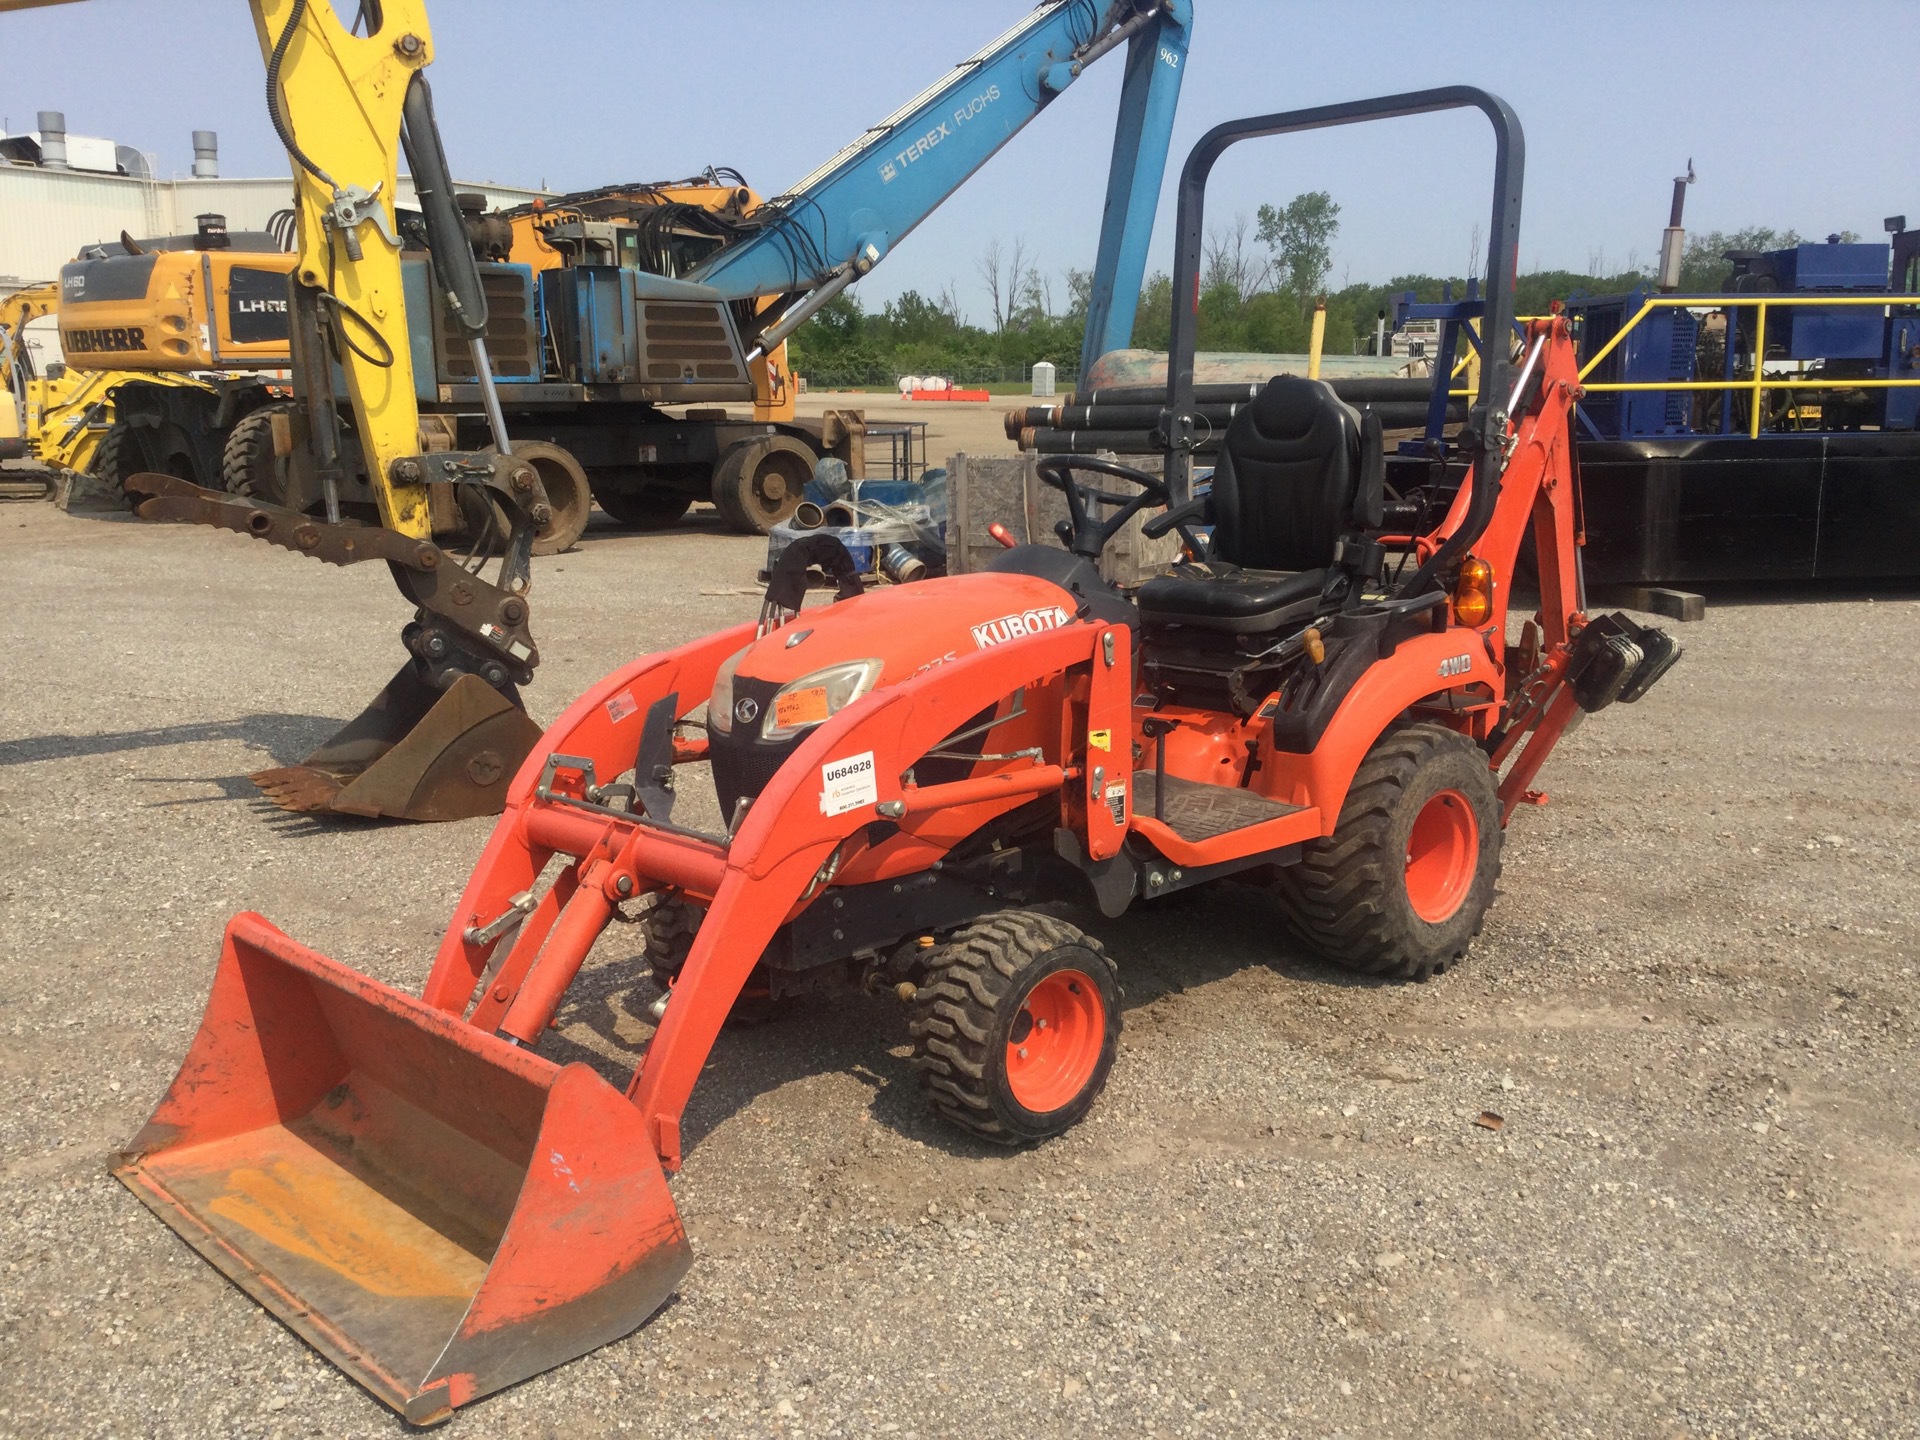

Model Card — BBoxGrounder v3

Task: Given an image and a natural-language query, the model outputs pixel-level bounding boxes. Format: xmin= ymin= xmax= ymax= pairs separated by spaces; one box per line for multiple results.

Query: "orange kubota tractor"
xmin=116 ymin=88 xmax=1680 ymax=1423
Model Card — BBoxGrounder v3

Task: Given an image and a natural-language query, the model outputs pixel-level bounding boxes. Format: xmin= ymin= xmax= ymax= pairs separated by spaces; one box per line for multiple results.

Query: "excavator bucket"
xmin=251 ymin=664 xmax=544 ymax=822
xmin=113 ymin=913 xmax=691 ymax=1426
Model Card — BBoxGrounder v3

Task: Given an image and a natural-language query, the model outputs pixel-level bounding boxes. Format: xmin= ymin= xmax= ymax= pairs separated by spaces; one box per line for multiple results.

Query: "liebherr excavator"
xmin=3 ymin=0 xmax=1192 ymax=823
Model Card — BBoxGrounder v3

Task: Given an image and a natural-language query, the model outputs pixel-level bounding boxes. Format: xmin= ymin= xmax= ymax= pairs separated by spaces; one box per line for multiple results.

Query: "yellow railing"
xmin=1573 ymin=292 xmax=1917 ymax=439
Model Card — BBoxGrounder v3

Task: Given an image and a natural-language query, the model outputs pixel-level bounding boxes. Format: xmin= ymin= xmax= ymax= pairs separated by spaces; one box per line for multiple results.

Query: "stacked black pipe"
xmin=1006 ymin=377 xmax=1462 ymax=455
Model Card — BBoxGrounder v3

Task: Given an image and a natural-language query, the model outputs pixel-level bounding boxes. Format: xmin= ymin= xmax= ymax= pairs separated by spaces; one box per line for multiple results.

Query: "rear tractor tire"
xmin=1276 ymin=721 xmax=1501 ymax=982
xmin=909 ymin=911 xmax=1121 ymax=1145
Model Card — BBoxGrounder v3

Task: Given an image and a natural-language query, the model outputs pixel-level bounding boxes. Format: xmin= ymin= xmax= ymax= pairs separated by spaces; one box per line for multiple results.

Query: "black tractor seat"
xmin=1135 ymin=561 xmax=1325 ymax=633
xmin=1136 ymin=373 xmax=1382 ymax=635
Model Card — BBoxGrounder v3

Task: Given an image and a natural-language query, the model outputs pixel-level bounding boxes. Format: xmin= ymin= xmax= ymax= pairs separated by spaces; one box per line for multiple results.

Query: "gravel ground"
xmin=1 ymin=497 xmax=1917 ymax=1439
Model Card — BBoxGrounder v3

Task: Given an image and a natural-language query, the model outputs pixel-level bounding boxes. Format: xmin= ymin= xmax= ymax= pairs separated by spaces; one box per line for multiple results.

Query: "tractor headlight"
xmin=762 ymin=659 xmax=883 ymax=741
xmin=707 ymin=646 xmax=750 ymax=735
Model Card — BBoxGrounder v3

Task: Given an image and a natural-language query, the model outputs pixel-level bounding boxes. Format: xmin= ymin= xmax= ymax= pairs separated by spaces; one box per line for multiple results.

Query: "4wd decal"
xmin=970 ymin=605 xmax=1071 ymax=649
xmin=1438 ymin=653 xmax=1474 ymax=677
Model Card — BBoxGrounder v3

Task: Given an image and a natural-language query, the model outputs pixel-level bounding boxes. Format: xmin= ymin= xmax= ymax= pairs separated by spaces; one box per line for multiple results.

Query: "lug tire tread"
xmin=1275 ymin=722 xmax=1502 ymax=983
xmin=220 ymin=402 xmax=294 ymax=504
xmin=87 ymin=425 xmax=138 ymax=510
xmin=907 ymin=910 xmax=1117 ymax=1145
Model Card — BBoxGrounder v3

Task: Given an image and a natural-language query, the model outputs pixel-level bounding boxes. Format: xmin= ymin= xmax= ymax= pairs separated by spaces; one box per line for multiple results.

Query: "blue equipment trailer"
xmin=1563 ymin=228 xmax=1920 ymax=583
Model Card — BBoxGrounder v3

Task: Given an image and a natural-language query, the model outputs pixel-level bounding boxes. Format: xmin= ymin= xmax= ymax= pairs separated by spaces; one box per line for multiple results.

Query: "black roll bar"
xmin=1159 ymin=86 xmax=1525 ymax=596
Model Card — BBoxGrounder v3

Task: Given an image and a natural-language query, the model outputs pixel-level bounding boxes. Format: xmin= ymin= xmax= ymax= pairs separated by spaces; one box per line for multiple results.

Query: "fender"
xmin=1268 ymin=626 xmax=1503 ymax=827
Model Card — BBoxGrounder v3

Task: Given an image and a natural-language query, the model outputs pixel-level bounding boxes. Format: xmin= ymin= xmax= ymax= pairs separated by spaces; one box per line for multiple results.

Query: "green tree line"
xmin=787 ymin=196 xmax=1842 ymax=390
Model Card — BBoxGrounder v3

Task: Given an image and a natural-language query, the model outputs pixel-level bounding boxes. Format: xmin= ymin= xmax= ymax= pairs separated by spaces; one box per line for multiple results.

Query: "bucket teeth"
xmin=244 ymin=667 xmax=543 ymax=822
xmin=249 ymin=765 xmax=346 ymax=814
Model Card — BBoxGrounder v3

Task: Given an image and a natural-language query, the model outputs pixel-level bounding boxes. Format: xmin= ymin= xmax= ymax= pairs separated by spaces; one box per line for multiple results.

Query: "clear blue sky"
xmin=5 ymin=0 xmax=1913 ymax=322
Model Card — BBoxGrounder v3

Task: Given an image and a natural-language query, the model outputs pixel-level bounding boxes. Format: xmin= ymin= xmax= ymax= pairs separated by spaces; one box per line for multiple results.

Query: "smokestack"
xmin=192 ymin=129 xmax=218 ymax=179
xmin=1657 ymin=158 xmax=1696 ymax=293
xmin=36 ymin=110 xmax=67 ymax=170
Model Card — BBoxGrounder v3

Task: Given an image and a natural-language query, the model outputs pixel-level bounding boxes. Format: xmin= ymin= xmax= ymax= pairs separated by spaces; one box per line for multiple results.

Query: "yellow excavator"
xmin=1 ymin=278 xmax=246 ymax=483
xmin=5 ymin=0 xmax=860 ymax=824
xmin=8 ymin=0 xmax=559 ymax=823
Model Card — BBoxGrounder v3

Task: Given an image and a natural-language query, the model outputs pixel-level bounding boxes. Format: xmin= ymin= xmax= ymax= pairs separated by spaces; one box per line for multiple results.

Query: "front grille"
xmin=709 ymin=726 xmax=801 ymax=815
xmin=707 ymin=675 xmax=805 ymax=815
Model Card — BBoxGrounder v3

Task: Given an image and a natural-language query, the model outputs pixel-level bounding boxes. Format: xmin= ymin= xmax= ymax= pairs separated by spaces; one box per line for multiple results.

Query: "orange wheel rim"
xmin=1005 ymin=969 xmax=1105 ymax=1113
xmin=1405 ymin=788 xmax=1478 ymax=923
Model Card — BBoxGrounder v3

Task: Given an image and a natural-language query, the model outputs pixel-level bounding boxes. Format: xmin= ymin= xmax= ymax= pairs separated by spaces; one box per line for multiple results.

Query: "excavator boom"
xmin=690 ymin=0 xmax=1189 ymax=375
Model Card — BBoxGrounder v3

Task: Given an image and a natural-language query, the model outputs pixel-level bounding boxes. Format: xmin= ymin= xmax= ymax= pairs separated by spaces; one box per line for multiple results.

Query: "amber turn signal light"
xmin=1452 ymin=557 xmax=1494 ymax=626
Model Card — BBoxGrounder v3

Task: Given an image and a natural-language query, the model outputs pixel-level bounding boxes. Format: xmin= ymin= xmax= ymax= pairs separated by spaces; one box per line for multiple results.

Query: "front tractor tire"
xmin=640 ymin=893 xmax=786 ymax=1026
xmin=1276 ymin=722 xmax=1502 ymax=982
xmin=910 ymin=911 xmax=1121 ymax=1145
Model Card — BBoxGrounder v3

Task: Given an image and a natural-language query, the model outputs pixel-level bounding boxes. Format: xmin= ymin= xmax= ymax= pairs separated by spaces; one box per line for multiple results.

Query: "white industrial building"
xmin=1 ymin=111 xmax=549 ymax=367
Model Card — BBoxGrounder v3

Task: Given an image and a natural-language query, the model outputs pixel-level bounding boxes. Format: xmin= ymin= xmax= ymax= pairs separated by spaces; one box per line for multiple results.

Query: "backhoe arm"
xmin=249 ymin=0 xmax=433 ymax=534
xmin=0 ymin=283 xmax=57 ymax=456
xmin=102 ymin=0 xmax=548 ymax=820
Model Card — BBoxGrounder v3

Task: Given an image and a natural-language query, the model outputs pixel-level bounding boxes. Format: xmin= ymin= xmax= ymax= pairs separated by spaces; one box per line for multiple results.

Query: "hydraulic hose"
xmin=400 ymin=73 xmax=509 ymax=453
xmin=1398 ymin=329 xmax=1546 ymax=598
xmin=264 ymin=0 xmax=336 ymax=189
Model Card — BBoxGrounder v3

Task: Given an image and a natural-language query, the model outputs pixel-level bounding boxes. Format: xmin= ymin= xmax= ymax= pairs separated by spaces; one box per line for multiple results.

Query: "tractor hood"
xmin=706 ymin=571 xmax=1085 ymax=758
xmin=703 ymin=566 xmax=1113 ymax=814
xmin=735 ymin=571 xmax=1081 ymax=692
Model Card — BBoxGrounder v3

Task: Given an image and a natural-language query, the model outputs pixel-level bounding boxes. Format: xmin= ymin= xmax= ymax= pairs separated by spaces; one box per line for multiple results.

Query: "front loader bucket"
xmin=252 ymin=664 xmax=544 ymax=822
xmin=113 ymin=913 xmax=691 ymax=1425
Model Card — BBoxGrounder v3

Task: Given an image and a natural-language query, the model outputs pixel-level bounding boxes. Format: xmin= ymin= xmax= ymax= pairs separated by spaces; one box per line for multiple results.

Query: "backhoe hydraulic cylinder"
xmin=401 ymin=74 xmax=510 ymax=456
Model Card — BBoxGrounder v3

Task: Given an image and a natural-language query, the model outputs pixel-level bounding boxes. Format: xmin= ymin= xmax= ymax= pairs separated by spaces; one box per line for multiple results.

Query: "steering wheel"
xmin=1034 ymin=455 xmax=1177 ymax=560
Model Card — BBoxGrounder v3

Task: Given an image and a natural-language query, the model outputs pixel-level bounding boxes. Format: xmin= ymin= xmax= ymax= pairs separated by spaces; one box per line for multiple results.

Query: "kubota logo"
xmin=971 ymin=605 xmax=1072 ymax=649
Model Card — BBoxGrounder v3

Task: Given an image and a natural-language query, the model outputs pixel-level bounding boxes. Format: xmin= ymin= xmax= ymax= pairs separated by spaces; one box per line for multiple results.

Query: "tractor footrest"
xmin=1133 ymin=771 xmax=1302 ymax=843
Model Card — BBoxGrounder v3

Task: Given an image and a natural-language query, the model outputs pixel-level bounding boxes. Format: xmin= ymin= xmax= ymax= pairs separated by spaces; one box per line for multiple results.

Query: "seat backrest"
xmin=1207 ymin=376 xmax=1382 ymax=571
